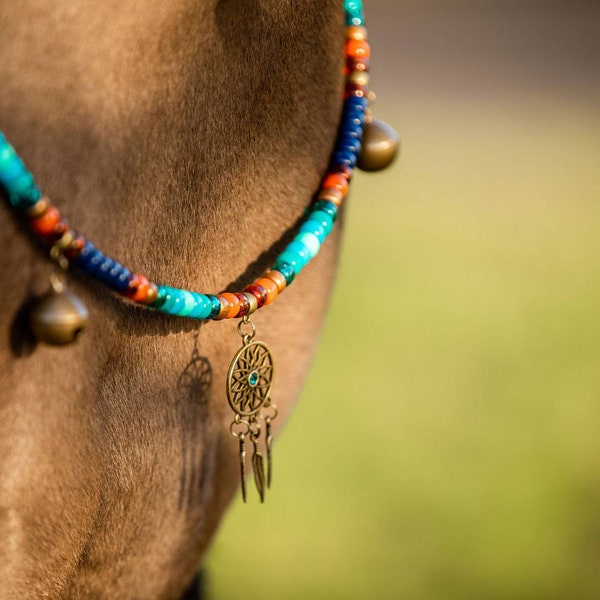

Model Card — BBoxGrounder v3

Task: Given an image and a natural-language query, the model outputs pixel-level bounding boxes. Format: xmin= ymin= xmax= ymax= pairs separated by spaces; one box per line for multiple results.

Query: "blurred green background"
xmin=207 ymin=1 xmax=600 ymax=598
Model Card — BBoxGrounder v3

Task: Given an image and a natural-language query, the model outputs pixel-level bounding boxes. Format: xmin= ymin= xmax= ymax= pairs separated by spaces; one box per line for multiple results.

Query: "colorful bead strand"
xmin=0 ymin=0 xmax=370 ymax=321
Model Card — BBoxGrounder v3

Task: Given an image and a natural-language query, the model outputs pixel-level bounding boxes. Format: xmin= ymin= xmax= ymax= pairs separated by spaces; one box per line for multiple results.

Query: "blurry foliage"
xmin=207 ymin=2 xmax=600 ymax=598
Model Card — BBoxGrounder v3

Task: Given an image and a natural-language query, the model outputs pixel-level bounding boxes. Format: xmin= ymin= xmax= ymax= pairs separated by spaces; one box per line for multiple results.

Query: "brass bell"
xmin=29 ymin=277 xmax=88 ymax=345
xmin=357 ymin=117 xmax=400 ymax=172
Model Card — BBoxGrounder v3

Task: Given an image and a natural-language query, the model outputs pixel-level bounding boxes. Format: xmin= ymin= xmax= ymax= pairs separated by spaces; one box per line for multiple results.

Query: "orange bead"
xmin=322 ymin=174 xmax=349 ymax=197
xmin=132 ymin=275 xmax=151 ymax=302
xmin=30 ymin=205 xmax=61 ymax=237
xmin=346 ymin=26 xmax=368 ymax=42
xmin=345 ymin=39 xmax=370 ymax=60
xmin=263 ymin=270 xmax=287 ymax=293
xmin=144 ymin=283 xmax=159 ymax=305
xmin=220 ymin=292 xmax=240 ymax=318
xmin=318 ymin=187 xmax=344 ymax=207
xmin=256 ymin=278 xmax=279 ymax=305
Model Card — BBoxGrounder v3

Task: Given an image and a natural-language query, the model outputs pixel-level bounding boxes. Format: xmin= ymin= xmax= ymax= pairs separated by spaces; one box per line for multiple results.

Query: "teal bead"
xmin=344 ymin=0 xmax=364 ymax=25
xmin=4 ymin=171 xmax=35 ymax=194
xmin=151 ymin=286 xmax=168 ymax=309
xmin=313 ymin=200 xmax=338 ymax=221
xmin=161 ymin=288 xmax=181 ymax=314
xmin=275 ymin=262 xmax=295 ymax=286
xmin=295 ymin=232 xmax=320 ymax=259
xmin=10 ymin=187 xmax=42 ymax=209
xmin=308 ymin=210 xmax=334 ymax=237
xmin=206 ymin=295 xmax=221 ymax=319
xmin=0 ymin=136 xmax=15 ymax=166
xmin=190 ymin=293 xmax=212 ymax=319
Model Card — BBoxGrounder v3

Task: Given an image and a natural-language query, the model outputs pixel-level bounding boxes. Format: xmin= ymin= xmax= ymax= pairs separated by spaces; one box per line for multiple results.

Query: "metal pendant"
xmin=357 ymin=117 xmax=400 ymax=172
xmin=227 ymin=316 xmax=278 ymax=503
xmin=29 ymin=274 xmax=88 ymax=345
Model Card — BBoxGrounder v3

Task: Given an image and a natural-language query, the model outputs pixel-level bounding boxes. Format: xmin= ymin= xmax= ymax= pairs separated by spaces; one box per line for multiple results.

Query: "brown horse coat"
xmin=0 ymin=1 xmax=345 ymax=597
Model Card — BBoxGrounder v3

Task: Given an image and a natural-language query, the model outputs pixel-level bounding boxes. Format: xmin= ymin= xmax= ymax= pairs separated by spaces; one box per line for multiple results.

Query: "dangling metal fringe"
xmin=227 ymin=317 xmax=278 ymax=503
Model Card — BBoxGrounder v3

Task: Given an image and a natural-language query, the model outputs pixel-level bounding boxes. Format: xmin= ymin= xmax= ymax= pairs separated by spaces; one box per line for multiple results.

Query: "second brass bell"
xmin=29 ymin=282 xmax=88 ymax=346
xmin=358 ymin=117 xmax=400 ymax=173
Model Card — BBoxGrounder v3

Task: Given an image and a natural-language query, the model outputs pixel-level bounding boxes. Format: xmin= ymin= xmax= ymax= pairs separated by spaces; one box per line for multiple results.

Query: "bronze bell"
xmin=357 ymin=117 xmax=400 ymax=173
xmin=29 ymin=279 xmax=88 ymax=345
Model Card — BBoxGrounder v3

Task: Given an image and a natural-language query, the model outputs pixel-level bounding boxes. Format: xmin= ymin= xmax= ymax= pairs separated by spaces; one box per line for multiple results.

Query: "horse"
xmin=0 ymin=0 xmax=349 ymax=597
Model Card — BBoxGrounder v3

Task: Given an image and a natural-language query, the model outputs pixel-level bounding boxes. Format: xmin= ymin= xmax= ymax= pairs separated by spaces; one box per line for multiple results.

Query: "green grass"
xmin=205 ymin=85 xmax=600 ymax=600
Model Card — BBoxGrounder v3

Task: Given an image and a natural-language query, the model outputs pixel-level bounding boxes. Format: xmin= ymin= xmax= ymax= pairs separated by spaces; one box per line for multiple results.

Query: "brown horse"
xmin=0 ymin=1 xmax=347 ymax=597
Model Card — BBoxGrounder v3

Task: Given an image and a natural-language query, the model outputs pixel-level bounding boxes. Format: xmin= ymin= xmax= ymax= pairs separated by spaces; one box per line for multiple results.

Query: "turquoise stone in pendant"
xmin=248 ymin=371 xmax=259 ymax=387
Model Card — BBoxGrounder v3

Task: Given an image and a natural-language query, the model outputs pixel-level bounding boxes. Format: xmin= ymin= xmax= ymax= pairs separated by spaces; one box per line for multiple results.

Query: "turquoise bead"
xmin=295 ymin=232 xmax=320 ymax=259
xmin=277 ymin=241 xmax=311 ymax=273
xmin=4 ymin=171 xmax=35 ymax=194
xmin=299 ymin=219 xmax=327 ymax=243
xmin=190 ymin=293 xmax=212 ymax=319
xmin=308 ymin=210 xmax=334 ymax=237
xmin=0 ymin=156 xmax=26 ymax=182
xmin=178 ymin=290 xmax=197 ymax=317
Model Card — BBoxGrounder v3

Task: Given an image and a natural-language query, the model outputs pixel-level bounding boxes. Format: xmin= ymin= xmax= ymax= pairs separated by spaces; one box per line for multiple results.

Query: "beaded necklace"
xmin=0 ymin=0 xmax=398 ymax=502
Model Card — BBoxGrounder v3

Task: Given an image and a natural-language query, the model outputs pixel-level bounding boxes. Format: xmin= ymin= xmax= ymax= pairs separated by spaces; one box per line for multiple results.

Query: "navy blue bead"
xmin=347 ymin=96 xmax=368 ymax=112
xmin=332 ymin=150 xmax=358 ymax=168
xmin=87 ymin=253 xmax=111 ymax=276
xmin=344 ymin=107 xmax=366 ymax=122
xmin=337 ymin=136 xmax=361 ymax=155
xmin=342 ymin=126 xmax=363 ymax=140
xmin=75 ymin=243 xmax=102 ymax=270
xmin=108 ymin=264 xmax=131 ymax=291
xmin=95 ymin=260 xmax=131 ymax=291
xmin=342 ymin=112 xmax=365 ymax=128
xmin=94 ymin=257 xmax=116 ymax=281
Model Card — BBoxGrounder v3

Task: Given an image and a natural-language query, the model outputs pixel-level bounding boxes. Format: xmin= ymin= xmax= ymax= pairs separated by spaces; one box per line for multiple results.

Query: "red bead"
xmin=243 ymin=284 xmax=268 ymax=308
xmin=236 ymin=293 xmax=250 ymax=317
xmin=44 ymin=219 xmax=69 ymax=243
xmin=330 ymin=164 xmax=354 ymax=181
xmin=345 ymin=83 xmax=368 ymax=99
xmin=346 ymin=57 xmax=370 ymax=74
xmin=63 ymin=235 xmax=86 ymax=259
